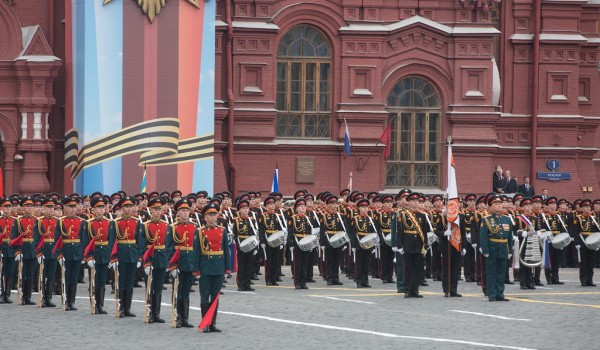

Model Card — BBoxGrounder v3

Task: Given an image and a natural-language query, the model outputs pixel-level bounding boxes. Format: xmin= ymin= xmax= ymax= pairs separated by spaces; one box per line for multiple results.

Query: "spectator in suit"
xmin=541 ymin=189 xmax=548 ymax=200
xmin=519 ymin=177 xmax=535 ymax=197
xmin=493 ymin=165 xmax=506 ymax=193
xmin=504 ymin=170 xmax=519 ymax=193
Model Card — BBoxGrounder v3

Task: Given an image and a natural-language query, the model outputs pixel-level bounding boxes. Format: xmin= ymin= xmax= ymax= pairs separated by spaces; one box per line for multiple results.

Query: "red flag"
xmin=9 ymin=234 xmax=23 ymax=247
xmin=143 ymin=241 xmax=156 ymax=266
xmin=52 ymin=235 xmax=63 ymax=256
xmin=35 ymin=235 xmax=45 ymax=257
xmin=379 ymin=122 xmax=392 ymax=159
xmin=83 ymin=237 xmax=96 ymax=258
xmin=198 ymin=293 xmax=220 ymax=330
xmin=168 ymin=248 xmax=180 ymax=271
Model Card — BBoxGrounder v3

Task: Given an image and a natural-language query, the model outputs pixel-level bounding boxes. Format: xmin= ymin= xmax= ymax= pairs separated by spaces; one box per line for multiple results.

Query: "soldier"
xmin=55 ymin=196 xmax=85 ymax=310
xmin=572 ymin=199 xmax=597 ymax=287
xmin=83 ymin=196 xmax=112 ymax=315
xmin=109 ymin=196 xmax=142 ymax=317
xmin=139 ymin=196 xmax=171 ymax=323
xmin=319 ymin=194 xmax=346 ymax=286
xmin=461 ymin=193 xmax=478 ymax=282
xmin=198 ymin=203 xmax=231 ymax=333
xmin=35 ymin=197 xmax=59 ymax=307
xmin=480 ymin=194 xmax=514 ymax=301
xmin=1 ymin=198 xmax=17 ymax=304
xmin=350 ymin=199 xmax=377 ymax=288
xmin=376 ymin=194 xmax=395 ymax=284
xmin=395 ymin=193 xmax=428 ymax=298
xmin=257 ymin=196 xmax=284 ymax=286
xmin=538 ymin=196 xmax=565 ymax=284
xmin=287 ymin=199 xmax=312 ymax=289
xmin=232 ymin=199 xmax=257 ymax=291
xmin=11 ymin=196 xmax=38 ymax=305
xmin=391 ymin=189 xmax=411 ymax=293
xmin=167 ymin=198 xmax=200 ymax=328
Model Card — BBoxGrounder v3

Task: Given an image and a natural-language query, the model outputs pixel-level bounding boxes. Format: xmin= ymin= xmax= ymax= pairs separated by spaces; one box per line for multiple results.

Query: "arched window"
xmin=276 ymin=26 xmax=331 ymax=138
xmin=385 ymin=76 xmax=441 ymax=188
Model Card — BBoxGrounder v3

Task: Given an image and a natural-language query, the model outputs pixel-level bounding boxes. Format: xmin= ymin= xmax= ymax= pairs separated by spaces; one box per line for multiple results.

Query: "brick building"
xmin=0 ymin=0 xmax=598 ymax=198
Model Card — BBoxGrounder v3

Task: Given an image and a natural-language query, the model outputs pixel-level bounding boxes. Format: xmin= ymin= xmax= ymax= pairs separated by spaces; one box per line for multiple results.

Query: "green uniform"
xmin=479 ymin=213 xmax=514 ymax=300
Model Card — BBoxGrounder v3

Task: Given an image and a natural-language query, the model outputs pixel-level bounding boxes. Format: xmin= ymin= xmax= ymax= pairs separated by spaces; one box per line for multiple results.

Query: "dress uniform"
xmin=109 ymin=196 xmax=142 ymax=317
xmin=138 ymin=196 xmax=171 ymax=323
xmin=319 ymin=195 xmax=345 ymax=285
xmin=167 ymin=198 xmax=200 ymax=328
xmin=55 ymin=196 xmax=85 ymax=310
xmin=480 ymin=194 xmax=514 ymax=301
xmin=538 ymin=197 xmax=565 ymax=284
xmin=257 ymin=196 xmax=284 ymax=286
xmin=82 ymin=196 xmax=112 ymax=314
xmin=376 ymin=195 xmax=395 ymax=283
xmin=11 ymin=196 xmax=38 ymax=305
xmin=391 ymin=189 xmax=412 ymax=293
xmin=396 ymin=193 xmax=428 ymax=298
xmin=287 ymin=199 xmax=313 ymax=289
xmin=0 ymin=198 xmax=17 ymax=303
xmin=198 ymin=203 xmax=231 ymax=333
xmin=460 ymin=194 xmax=478 ymax=282
xmin=34 ymin=197 xmax=59 ymax=307
xmin=350 ymin=199 xmax=377 ymax=288
xmin=232 ymin=199 xmax=257 ymax=291
xmin=432 ymin=200 xmax=465 ymax=297
xmin=515 ymin=198 xmax=539 ymax=289
xmin=572 ymin=199 xmax=597 ymax=286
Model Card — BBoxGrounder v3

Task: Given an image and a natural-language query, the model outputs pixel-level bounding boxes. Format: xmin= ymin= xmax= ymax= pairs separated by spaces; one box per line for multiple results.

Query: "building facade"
xmin=0 ymin=0 xmax=598 ymax=198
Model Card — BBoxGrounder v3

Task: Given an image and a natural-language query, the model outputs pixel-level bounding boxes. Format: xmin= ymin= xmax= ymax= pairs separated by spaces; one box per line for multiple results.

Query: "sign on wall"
xmin=537 ymin=159 xmax=571 ymax=181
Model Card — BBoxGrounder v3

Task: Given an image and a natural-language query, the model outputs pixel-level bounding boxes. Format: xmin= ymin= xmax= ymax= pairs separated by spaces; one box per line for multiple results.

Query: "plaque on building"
xmin=296 ymin=156 xmax=315 ymax=183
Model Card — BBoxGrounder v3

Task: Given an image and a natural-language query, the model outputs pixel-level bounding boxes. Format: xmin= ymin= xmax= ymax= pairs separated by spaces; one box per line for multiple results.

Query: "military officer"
xmin=35 ymin=197 xmax=58 ymax=307
xmin=198 ymin=203 xmax=231 ymax=333
xmin=11 ymin=196 xmax=38 ymax=305
xmin=55 ymin=196 xmax=85 ymax=310
xmin=82 ymin=196 xmax=112 ymax=314
xmin=167 ymin=198 xmax=200 ymax=328
xmin=480 ymin=194 xmax=514 ymax=301
xmin=109 ymin=196 xmax=142 ymax=317
xmin=0 ymin=198 xmax=17 ymax=303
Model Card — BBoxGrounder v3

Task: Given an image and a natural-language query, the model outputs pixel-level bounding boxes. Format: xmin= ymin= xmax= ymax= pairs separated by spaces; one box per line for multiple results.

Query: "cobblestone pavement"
xmin=1 ymin=267 xmax=597 ymax=350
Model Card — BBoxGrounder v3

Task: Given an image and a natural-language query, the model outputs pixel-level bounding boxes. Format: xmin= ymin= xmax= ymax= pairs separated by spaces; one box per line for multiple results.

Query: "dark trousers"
xmin=43 ymin=260 xmax=57 ymax=289
xmin=325 ymin=247 xmax=341 ymax=282
xmin=477 ymin=251 xmax=487 ymax=294
xmin=403 ymin=253 xmax=423 ymax=294
xmin=265 ymin=245 xmax=280 ymax=283
xmin=64 ymin=260 xmax=81 ymax=286
xmin=2 ymin=256 xmax=15 ymax=280
xmin=118 ymin=262 xmax=136 ymax=290
xmin=149 ymin=268 xmax=166 ymax=295
xmin=95 ymin=263 xmax=108 ymax=288
xmin=395 ymin=252 xmax=404 ymax=291
xmin=200 ymin=274 xmax=224 ymax=304
xmin=355 ymin=248 xmax=371 ymax=285
xmin=463 ymin=244 xmax=475 ymax=280
xmin=177 ymin=271 xmax=193 ymax=302
xmin=441 ymin=248 xmax=461 ymax=294
xmin=380 ymin=245 xmax=394 ymax=281
xmin=22 ymin=259 xmax=36 ymax=281
xmin=236 ymin=250 xmax=254 ymax=288
xmin=431 ymin=243 xmax=442 ymax=279
xmin=545 ymin=246 xmax=562 ymax=282
xmin=486 ymin=256 xmax=507 ymax=299
xmin=292 ymin=249 xmax=310 ymax=287
xmin=580 ymin=246 xmax=595 ymax=285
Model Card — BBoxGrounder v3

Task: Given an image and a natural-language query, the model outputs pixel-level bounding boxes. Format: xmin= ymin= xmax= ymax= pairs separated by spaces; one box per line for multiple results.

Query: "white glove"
xmin=484 ymin=254 xmax=489 ymax=258
xmin=253 ymin=250 xmax=258 ymax=256
xmin=144 ymin=266 xmax=151 ymax=275
xmin=15 ymin=253 xmax=22 ymax=262
xmin=444 ymin=230 xmax=452 ymax=237
xmin=479 ymin=247 xmax=483 ymax=254
xmin=521 ymin=231 xmax=527 ymax=238
xmin=371 ymin=249 xmax=377 ymax=255
xmin=87 ymin=260 xmax=95 ymax=269
xmin=81 ymin=260 xmax=85 ymax=265
xmin=508 ymin=254 xmax=512 ymax=259
xmin=575 ymin=245 xmax=581 ymax=249
xmin=110 ymin=261 xmax=118 ymax=270
xmin=37 ymin=256 xmax=44 ymax=264
xmin=170 ymin=269 xmax=179 ymax=278
xmin=392 ymin=247 xmax=398 ymax=253
xmin=399 ymin=248 xmax=404 ymax=255
xmin=279 ymin=245 xmax=284 ymax=250
xmin=136 ymin=261 xmax=142 ymax=268
xmin=471 ymin=244 xmax=477 ymax=249
xmin=461 ymin=249 xmax=466 ymax=256
xmin=58 ymin=257 xmax=65 ymax=266
xmin=342 ymin=245 xmax=347 ymax=251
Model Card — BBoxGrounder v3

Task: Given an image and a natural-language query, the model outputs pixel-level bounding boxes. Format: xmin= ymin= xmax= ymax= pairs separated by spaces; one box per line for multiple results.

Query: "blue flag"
xmin=141 ymin=166 xmax=147 ymax=193
xmin=271 ymin=165 xmax=279 ymax=192
xmin=343 ymin=119 xmax=351 ymax=158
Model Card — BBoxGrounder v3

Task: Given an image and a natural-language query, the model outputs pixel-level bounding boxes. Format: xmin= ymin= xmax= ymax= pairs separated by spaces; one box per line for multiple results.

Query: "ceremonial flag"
xmin=518 ymin=214 xmax=533 ymax=228
xmin=9 ymin=234 xmax=23 ymax=248
xmin=271 ymin=164 xmax=279 ymax=193
xmin=83 ymin=237 xmax=96 ymax=260
xmin=109 ymin=240 xmax=119 ymax=264
xmin=143 ymin=241 xmax=156 ymax=267
xmin=198 ymin=292 xmax=220 ymax=330
xmin=141 ymin=166 xmax=147 ymax=193
xmin=35 ymin=235 xmax=45 ymax=258
xmin=343 ymin=119 xmax=351 ymax=158
xmin=379 ymin=122 xmax=392 ymax=159
xmin=168 ymin=248 xmax=181 ymax=271
xmin=446 ymin=142 xmax=461 ymax=251
xmin=52 ymin=235 xmax=63 ymax=256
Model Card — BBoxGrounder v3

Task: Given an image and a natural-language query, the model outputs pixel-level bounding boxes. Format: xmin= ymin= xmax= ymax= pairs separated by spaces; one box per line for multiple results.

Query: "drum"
xmin=311 ymin=227 xmax=321 ymax=236
xmin=427 ymin=231 xmax=437 ymax=247
xmin=239 ymin=236 xmax=259 ymax=253
xmin=537 ymin=230 xmax=553 ymax=245
xmin=298 ymin=235 xmax=319 ymax=252
xmin=466 ymin=232 xmax=472 ymax=244
xmin=359 ymin=233 xmax=380 ymax=250
xmin=328 ymin=231 xmax=349 ymax=249
xmin=266 ymin=231 xmax=286 ymax=248
xmin=383 ymin=233 xmax=392 ymax=246
xmin=584 ymin=232 xmax=600 ymax=251
xmin=551 ymin=232 xmax=572 ymax=250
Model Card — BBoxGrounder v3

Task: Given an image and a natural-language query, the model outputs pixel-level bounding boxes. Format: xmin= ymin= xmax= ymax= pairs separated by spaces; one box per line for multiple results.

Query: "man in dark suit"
xmin=518 ymin=177 xmax=535 ymax=197
xmin=503 ymin=170 xmax=518 ymax=193
xmin=492 ymin=166 xmax=506 ymax=193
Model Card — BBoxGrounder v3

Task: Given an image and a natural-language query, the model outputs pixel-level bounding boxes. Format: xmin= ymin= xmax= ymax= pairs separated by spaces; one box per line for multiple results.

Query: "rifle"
xmin=114 ymin=265 xmax=120 ymax=318
xmin=144 ymin=266 xmax=153 ymax=323
xmin=17 ymin=259 xmax=23 ymax=305
xmin=0 ymin=255 xmax=3 ymax=297
xmin=89 ymin=264 xmax=96 ymax=314
xmin=37 ymin=258 xmax=44 ymax=307
xmin=60 ymin=260 xmax=66 ymax=311
xmin=171 ymin=274 xmax=179 ymax=328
